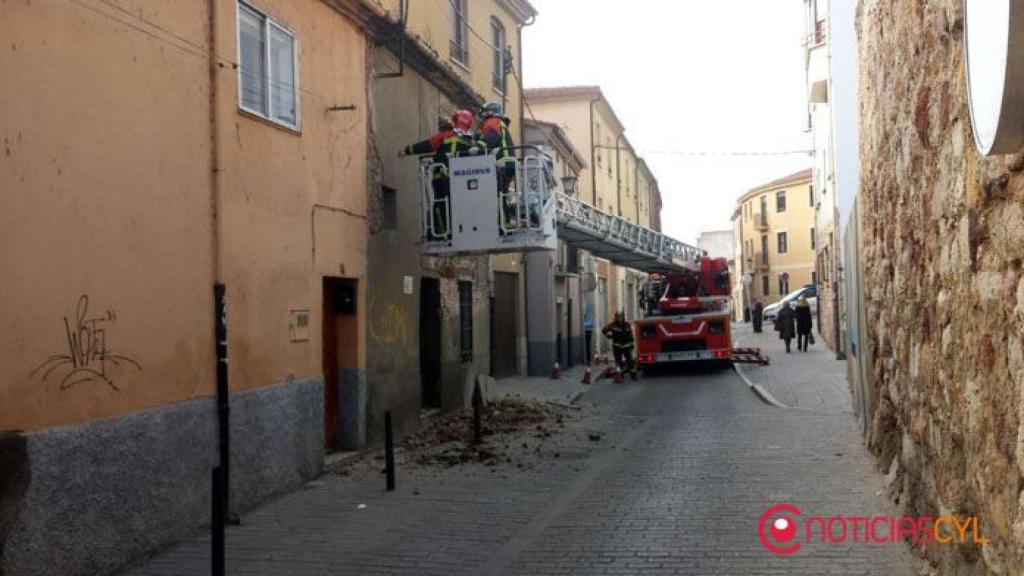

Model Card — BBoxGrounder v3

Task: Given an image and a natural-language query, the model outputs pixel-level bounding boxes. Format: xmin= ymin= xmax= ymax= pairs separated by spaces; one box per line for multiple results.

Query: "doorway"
xmin=420 ymin=277 xmax=442 ymax=409
xmin=323 ymin=278 xmax=358 ymax=452
xmin=492 ymin=272 xmax=519 ymax=378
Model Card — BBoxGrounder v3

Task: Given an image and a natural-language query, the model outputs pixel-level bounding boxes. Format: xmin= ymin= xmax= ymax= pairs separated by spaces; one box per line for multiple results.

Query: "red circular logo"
xmin=758 ymin=503 xmax=802 ymax=555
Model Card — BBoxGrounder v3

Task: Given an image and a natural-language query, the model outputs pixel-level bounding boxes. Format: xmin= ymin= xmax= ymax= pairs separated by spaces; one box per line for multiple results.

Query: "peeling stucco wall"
xmin=858 ymin=1 xmax=1024 ymax=573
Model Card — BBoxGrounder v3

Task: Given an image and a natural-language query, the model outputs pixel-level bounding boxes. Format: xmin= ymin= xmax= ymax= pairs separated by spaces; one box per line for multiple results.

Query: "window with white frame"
xmin=238 ymin=2 xmax=297 ymax=128
xmin=491 ymin=18 xmax=506 ymax=93
xmin=450 ymin=0 xmax=469 ymax=65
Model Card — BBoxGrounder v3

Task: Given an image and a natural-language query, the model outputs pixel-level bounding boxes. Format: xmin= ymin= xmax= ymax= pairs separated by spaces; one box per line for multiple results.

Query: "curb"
xmin=732 ymin=333 xmax=792 ymax=410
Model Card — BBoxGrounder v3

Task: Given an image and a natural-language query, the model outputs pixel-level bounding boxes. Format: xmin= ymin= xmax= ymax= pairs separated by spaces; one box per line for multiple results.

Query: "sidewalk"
xmin=486 ymin=364 xmax=594 ymax=407
xmin=733 ymin=323 xmax=853 ymax=413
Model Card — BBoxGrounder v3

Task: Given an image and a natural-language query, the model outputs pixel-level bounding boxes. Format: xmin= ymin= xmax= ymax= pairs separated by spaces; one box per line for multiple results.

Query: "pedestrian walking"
xmin=795 ymin=296 xmax=813 ymax=352
xmin=775 ymin=300 xmax=796 ymax=353
xmin=602 ymin=311 xmax=637 ymax=380
xmin=751 ymin=299 xmax=764 ymax=333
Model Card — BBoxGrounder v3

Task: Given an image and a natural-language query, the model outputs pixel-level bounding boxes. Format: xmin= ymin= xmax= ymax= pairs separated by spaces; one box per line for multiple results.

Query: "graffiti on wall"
xmin=31 ymin=295 xmax=142 ymax=391
xmin=369 ymin=299 xmax=408 ymax=346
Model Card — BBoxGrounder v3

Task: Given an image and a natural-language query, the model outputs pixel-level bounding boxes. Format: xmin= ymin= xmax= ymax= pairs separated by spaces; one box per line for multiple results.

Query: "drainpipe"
xmin=614 ymin=133 xmax=622 ymax=216
xmin=833 ymin=206 xmax=845 ymax=360
xmin=588 ymin=97 xmax=599 ymax=206
xmin=634 ymin=158 xmax=640 ymax=224
xmin=517 ymin=14 xmax=535 ymax=376
xmin=208 ymin=0 xmax=232 ymax=518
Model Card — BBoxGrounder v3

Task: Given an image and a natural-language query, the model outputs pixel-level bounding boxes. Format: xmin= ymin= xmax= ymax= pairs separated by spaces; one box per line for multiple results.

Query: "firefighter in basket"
xmin=399 ymin=109 xmax=483 ymax=237
xmin=478 ymin=102 xmax=520 ymax=230
xmin=602 ymin=311 xmax=638 ymax=380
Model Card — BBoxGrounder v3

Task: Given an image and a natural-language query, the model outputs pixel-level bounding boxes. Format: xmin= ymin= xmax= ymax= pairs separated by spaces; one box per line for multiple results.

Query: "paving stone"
xmin=121 ymin=364 xmax=921 ymax=576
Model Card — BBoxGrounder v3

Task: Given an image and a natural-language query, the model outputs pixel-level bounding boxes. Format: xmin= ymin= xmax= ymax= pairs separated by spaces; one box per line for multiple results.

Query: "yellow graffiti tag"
xmin=370 ymin=301 xmax=408 ymax=345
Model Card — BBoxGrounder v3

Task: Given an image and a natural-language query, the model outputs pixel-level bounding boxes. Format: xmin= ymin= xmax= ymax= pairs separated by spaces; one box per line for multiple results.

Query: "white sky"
xmin=522 ymin=0 xmax=813 ymax=245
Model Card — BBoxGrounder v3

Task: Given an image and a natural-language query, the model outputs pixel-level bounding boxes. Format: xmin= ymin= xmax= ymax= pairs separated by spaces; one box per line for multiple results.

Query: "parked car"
xmin=762 ymin=284 xmax=818 ymax=323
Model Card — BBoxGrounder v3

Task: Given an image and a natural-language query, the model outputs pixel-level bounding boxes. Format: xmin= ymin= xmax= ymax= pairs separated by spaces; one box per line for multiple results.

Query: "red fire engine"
xmin=635 ymin=257 xmax=766 ymax=368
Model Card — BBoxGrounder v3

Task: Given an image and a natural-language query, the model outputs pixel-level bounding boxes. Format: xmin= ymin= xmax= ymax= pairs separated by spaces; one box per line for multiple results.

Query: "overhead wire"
xmin=61 ymin=0 xmax=353 ymax=106
xmin=69 ymin=0 xmax=808 ymax=157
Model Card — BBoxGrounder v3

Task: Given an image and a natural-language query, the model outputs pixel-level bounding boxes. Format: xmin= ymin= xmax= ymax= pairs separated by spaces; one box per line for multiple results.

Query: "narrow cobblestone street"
xmin=123 ymin=349 xmax=920 ymax=576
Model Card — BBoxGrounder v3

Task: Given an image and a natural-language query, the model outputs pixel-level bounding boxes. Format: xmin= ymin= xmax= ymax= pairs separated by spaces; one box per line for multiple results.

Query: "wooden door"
xmin=492 ymin=272 xmax=519 ymax=378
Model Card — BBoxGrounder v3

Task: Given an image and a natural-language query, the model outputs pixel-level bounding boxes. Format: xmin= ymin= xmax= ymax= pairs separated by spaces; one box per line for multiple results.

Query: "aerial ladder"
xmin=415 ymin=147 xmax=768 ymax=367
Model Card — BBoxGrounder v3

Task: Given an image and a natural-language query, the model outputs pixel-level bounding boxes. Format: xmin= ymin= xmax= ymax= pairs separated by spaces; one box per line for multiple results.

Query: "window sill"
xmin=238 ymin=107 xmax=301 ymax=136
xmin=450 ymin=56 xmax=471 ymax=74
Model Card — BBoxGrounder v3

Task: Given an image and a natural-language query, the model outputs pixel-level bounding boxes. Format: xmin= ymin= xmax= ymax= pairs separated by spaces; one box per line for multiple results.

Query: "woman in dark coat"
xmin=752 ymin=299 xmax=764 ymax=333
xmin=775 ymin=301 xmax=796 ymax=353
xmin=794 ymin=297 xmax=813 ymax=351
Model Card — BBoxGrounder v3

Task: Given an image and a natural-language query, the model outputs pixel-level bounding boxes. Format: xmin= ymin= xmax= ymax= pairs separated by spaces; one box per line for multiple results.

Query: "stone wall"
xmin=858 ymin=1 xmax=1024 ymax=573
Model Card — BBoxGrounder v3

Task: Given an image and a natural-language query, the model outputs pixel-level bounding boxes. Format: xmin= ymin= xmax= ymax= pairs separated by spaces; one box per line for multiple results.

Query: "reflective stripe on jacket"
xmin=480 ymin=116 xmax=514 ymax=165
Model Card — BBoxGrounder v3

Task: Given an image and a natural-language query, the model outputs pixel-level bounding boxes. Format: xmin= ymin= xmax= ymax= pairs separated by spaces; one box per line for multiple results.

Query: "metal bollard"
xmin=472 ymin=379 xmax=483 ymax=445
xmin=384 ymin=411 xmax=395 ymax=491
xmin=211 ymin=466 xmax=225 ymax=576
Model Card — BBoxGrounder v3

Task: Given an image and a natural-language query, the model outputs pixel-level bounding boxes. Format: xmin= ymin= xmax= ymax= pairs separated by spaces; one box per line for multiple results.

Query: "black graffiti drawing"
xmin=31 ymin=295 xmax=142 ymax=391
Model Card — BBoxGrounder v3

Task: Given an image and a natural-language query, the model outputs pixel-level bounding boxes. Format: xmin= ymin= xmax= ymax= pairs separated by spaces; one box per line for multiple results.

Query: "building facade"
xmin=524 ymin=86 xmax=659 ymax=351
xmin=0 ymin=0 xmax=544 ymax=573
xmin=0 ymin=0 xmax=373 ymax=574
xmin=733 ymin=169 xmax=816 ymax=311
xmin=363 ymin=0 xmax=536 ymax=438
xmin=804 ymin=0 xmax=855 ymax=356
xmin=523 ymin=119 xmax=587 ymax=372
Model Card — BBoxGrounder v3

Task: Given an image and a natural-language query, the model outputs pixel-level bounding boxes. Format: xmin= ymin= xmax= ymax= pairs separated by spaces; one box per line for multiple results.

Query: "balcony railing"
xmin=753 ymin=251 xmax=769 ymax=271
xmin=807 ymin=19 xmax=826 ymax=46
xmin=753 ymin=212 xmax=769 ymax=231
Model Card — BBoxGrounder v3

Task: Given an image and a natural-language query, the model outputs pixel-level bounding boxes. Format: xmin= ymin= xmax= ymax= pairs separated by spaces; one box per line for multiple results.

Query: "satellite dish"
xmin=965 ymin=0 xmax=1024 ymax=155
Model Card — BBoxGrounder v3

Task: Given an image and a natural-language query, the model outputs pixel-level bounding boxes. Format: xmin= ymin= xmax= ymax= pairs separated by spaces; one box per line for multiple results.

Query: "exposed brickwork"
xmin=858 ymin=1 xmax=1024 ymax=572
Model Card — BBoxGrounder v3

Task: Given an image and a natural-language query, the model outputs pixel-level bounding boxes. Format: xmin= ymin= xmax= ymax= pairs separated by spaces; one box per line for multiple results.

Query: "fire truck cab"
xmin=418 ymin=147 xmax=558 ymax=255
xmin=635 ymin=257 xmax=734 ymax=367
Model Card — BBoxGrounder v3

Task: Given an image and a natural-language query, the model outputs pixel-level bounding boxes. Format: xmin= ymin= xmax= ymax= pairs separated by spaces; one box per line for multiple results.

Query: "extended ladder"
xmin=416 ymin=147 xmax=702 ymax=272
xmin=554 ymin=194 xmax=701 ymax=272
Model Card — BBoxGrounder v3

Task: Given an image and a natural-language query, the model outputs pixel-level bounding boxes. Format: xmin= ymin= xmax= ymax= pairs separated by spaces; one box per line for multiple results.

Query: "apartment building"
xmin=524 ymin=86 xmax=660 ymax=352
xmin=1 ymin=1 xmax=372 ymax=574
xmin=363 ymin=0 xmax=536 ymax=438
xmin=803 ymin=0 xmax=857 ymax=355
xmin=733 ymin=169 xmax=816 ymax=310
xmin=523 ymin=119 xmax=587 ymax=372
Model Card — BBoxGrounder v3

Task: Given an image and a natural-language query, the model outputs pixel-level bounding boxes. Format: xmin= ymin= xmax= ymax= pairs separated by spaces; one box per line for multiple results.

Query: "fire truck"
xmin=635 ymin=258 xmax=766 ymax=368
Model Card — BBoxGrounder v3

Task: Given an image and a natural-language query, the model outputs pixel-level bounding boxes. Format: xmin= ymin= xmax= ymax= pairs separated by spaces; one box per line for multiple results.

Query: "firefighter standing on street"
xmin=399 ymin=109 xmax=482 ymax=237
xmin=478 ymin=102 xmax=518 ymax=229
xmin=603 ymin=311 xmax=638 ymax=380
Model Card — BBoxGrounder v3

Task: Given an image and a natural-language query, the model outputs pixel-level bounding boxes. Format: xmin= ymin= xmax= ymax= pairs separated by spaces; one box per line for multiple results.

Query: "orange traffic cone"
xmin=581 ymin=364 xmax=592 ymax=385
xmin=613 ymin=366 xmax=624 ymax=384
xmin=550 ymin=362 xmax=561 ymax=380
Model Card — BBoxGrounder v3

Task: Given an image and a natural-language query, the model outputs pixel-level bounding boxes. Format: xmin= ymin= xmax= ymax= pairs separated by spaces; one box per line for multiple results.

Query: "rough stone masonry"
xmin=858 ymin=1 xmax=1024 ymax=573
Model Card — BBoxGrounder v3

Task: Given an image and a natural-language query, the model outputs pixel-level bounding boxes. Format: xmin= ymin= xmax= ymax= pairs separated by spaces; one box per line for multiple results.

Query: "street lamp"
xmin=561 ymin=175 xmax=578 ymax=196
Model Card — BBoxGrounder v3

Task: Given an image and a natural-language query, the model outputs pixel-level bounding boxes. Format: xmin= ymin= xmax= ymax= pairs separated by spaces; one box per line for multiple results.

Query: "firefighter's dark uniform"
xmin=602 ymin=318 xmax=637 ymax=379
xmin=479 ymin=115 xmax=515 ymax=190
xmin=479 ymin=114 xmax=517 ymax=229
xmin=404 ymin=131 xmax=482 ymax=236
